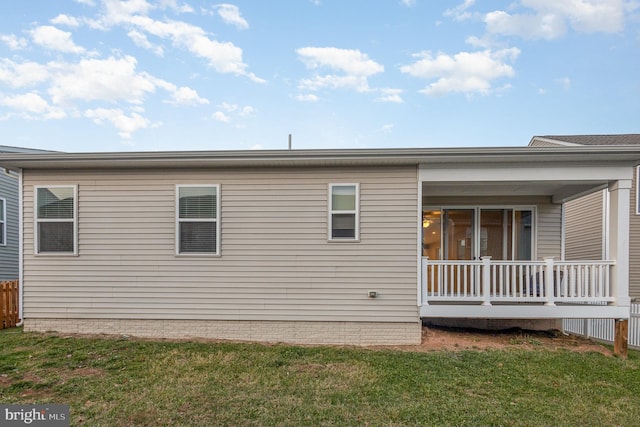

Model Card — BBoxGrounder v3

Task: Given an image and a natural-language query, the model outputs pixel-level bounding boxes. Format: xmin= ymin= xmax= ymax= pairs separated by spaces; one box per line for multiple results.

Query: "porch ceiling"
xmin=419 ymin=160 xmax=634 ymax=203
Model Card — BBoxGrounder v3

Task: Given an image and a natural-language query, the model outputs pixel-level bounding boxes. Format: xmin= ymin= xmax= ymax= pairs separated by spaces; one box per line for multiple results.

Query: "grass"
xmin=1 ymin=328 xmax=639 ymax=426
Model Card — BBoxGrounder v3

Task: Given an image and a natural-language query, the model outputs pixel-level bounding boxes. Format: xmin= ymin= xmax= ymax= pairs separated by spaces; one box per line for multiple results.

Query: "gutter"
xmin=16 ymin=168 xmax=23 ymax=327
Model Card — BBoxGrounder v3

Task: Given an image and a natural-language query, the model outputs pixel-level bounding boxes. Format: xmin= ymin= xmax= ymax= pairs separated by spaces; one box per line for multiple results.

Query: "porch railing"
xmin=421 ymin=257 xmax=615 ymax=306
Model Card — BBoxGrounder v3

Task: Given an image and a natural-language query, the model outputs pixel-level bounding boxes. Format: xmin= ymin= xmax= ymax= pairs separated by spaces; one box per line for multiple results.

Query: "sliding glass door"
xmin=423 ymin=207 xmax=533 ymax=261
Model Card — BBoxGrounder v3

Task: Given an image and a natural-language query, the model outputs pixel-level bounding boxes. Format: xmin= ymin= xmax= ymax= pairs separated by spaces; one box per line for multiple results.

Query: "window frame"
xmin=175 ymin=184 xmax=220 ymax=256
xmin=0 ymin=198 xmax=6 ymax=246
xmin=636 ymin=166 xmax=640 ymax=215
xmin=422 ymin=205 xmax=536 ymax=261
xmin=328 ymin=183 xmax=360 ymax=242
xmin=34 ymin=185 xmax=78 ymax=256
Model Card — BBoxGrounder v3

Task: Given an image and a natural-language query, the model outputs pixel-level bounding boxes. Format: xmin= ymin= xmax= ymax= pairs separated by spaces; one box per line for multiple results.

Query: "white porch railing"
xmin=421 ymin=257 xmax=616 ymax=306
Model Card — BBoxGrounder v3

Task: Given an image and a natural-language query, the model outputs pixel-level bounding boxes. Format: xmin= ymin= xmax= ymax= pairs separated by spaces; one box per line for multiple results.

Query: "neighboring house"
xmin=530 ymin=135 xmax=640 ymax=301
xmin=530 ymin=135 xmax=640 ymax=348
xmin=0 ymin=146 xmax=639 ymax=346
xmin=0 ymin=146 xmax=53 ymax=281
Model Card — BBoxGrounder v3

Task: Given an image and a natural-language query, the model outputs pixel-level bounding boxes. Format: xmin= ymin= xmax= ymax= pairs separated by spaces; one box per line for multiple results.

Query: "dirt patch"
xmin=381 ymin=326 xmax=613 ymax=355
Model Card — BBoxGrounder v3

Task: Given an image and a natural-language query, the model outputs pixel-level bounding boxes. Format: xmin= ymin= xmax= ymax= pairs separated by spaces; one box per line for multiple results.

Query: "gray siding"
xmin=0 ymin=171 xmax=19 ymax=280
xmin=564 ymin=191 xmax=604 ymax=260
xmin=22 ymin=166 xmax=419 ymax=322
xmin=422 ymin=196 xmax=561 ymax=260
xmin=631 ymin=171 xmax=640 ymax=299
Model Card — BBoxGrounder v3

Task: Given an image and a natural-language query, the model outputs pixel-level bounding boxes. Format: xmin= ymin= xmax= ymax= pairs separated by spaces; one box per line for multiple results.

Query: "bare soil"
xmin=382 ymin=326 xmax=614 ymax=355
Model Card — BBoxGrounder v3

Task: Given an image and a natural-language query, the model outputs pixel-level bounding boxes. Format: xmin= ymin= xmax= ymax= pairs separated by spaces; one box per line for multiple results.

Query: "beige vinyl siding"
xmin=423 ymin=196 xmax=561 ymax=260
xmin=564 ymin=191 xmax=604 ymax=261
xmin=22 ymin=166 xmax=419 ymax=322
xmin=631 ymin=171 xmax=640 ymax=299
xmin=536 ymin=202 xmax=562 ymax=260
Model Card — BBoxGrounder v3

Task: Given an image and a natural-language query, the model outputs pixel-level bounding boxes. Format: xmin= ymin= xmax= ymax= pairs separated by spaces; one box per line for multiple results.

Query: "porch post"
xmin=481 ymin=256 xmax=492 ymax=306
xmin=544 ymin=258 xmax=556 ymax=306
xmin=608 ymin=180 xmax=631 ymax=308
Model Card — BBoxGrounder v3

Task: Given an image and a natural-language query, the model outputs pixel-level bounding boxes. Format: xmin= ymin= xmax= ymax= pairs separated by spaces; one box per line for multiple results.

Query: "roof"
xmin=0 ymin=145 xmax=58 ymax=153
xmin=2 ymin=146 xmax=640 ymax=171
xmin=530 ymin=134 xmax=640 ymax=146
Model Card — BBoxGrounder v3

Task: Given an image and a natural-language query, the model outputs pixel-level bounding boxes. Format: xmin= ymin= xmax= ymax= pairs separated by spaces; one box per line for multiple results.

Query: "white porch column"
xmin=609 ymin=179 xmax=632 ymax=308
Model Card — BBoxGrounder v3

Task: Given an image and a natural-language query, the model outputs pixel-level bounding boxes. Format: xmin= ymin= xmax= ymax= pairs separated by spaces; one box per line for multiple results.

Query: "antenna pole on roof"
xmin=288 ymin=134 xmax=292 ymax=150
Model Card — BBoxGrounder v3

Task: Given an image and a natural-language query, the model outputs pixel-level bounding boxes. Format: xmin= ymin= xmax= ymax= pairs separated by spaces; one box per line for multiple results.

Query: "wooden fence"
xmin=1 ymin=280 xmax=19 ymax=329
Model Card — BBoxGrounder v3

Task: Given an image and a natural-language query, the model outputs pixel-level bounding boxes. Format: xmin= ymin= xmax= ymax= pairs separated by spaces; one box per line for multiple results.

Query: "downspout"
xmin=16 ymin=168 xmax=23 ymax=327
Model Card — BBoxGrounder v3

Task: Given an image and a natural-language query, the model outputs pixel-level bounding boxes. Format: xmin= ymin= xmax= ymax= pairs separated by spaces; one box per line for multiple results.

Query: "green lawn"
xmin=1 ymin=328 xmax=638 ymax=426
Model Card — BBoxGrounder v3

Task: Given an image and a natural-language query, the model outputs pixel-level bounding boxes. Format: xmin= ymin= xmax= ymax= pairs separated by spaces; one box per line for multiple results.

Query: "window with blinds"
xmin=35 ymin=186 xmax=76 ymax=254
xmin=329 ymin=183 xmax=359 ymax=241
xmin=0 ymin=198 xmax=5 ymax=246
xmin=177 ymin=185 xmax=219 ymax=255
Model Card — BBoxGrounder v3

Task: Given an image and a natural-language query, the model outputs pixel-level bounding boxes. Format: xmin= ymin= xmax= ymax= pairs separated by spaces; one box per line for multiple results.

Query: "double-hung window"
xmin=35 ymin=186 xmax=77 ymax=254
xmin=329 ymin=183 xmax=359 ymax=241
xmin=0 ymin=198 xmax=5 ymax=246
xmin=176 ymin=185 xmax=219 ymax=255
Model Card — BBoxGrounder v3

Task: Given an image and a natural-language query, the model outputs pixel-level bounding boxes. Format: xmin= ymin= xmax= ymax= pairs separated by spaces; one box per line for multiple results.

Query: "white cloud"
xmin=127 ymin=30 xmax=164 ymax=55
xmin=556 ymin=77 xmax=571 ymax=89
xmin=0 ymin=59 xmax=50 ymax=88
xmin=250 ymin=144 xmax=263 ymax=150
xmin=401 ymin=0 xmax=416 ymax=7
xmin=158 ymin=0 xmax=194 ymax=13
xmin=485 ymin=10 xmax=567 ymax=39
xmin=295 ymin=93 xmax=319 ymax=102
xmin=51 ymin=14 xmax=81 ymax=27
xmin=0 ymin=34 xmax=28 ymax=50
xmin=296 ymin=47 xmax=384 ymax=93
xmin=85 ymin=108 xmax=152 ymax=138
xmin=0 ymin=93 xmax=66 ymax=120
xmin=213 ymin=102 xmax=255 ymax=123
xmin=94 ymin=0 xmax=264 ymax=82
xmin=30 ymin=26 xmax=86 ymax=54
xmin=380 ymin=124 xmax=394 ymax=133
xmin=74 ymin=0 xmax=96 ymax=5
xmin=212 ymin=111 xmax=230 ymax=122
xmin=47 ymin=56 xmax=156 ymax=105
xmin=484 ymin=0 xmax=626 ymax=40
xmin=444 ymin=0 xmax=476 ymax=21
xmin=167 ymin=86 xmax=209 ymax=105
xmin=377 ymin=88 xmax=404 ymax=103
xmin=401 ymin=48 xmax=520 ymax=96
xmin=215 ymin=4 xmax=249 ymax=30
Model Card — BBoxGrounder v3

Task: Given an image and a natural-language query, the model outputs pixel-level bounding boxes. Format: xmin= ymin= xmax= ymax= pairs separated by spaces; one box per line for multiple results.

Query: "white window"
xmin=636 ymin=166 xmax=640 ymax=215
xmin=0 ymin=198 xmax=6 ymax=246
xmin=35 ymin=186 xmax=77 ymax=254
xmin=329 ymin=183 xmax=359 ymax=241
xmin=176 ymin=185 xmax=220 ymax=255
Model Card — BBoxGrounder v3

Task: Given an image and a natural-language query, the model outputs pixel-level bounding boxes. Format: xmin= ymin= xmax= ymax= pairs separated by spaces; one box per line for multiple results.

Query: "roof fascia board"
xmin=2 ymin=146 xmax=640 ymax=170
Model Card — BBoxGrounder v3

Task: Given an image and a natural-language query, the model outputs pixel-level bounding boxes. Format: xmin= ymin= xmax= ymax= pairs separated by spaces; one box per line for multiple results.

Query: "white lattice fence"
xmin=562 ymin=303 xmax=640 ymax=349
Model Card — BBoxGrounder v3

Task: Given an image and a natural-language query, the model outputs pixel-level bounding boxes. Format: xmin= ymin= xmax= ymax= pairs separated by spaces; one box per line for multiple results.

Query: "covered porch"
xmin=418 ymin=150 xmax=633 ymax=320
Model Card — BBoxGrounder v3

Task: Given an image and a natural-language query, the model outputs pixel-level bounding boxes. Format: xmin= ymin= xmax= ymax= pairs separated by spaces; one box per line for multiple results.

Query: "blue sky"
xmin=0 ymin=0 xmax=639 ymax=152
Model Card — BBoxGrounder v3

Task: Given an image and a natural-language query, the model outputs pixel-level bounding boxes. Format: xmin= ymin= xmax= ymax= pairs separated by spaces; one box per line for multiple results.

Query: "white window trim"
xmin=175 ymin=184 xmax=221 ymax=256
xmin=328 ymin=183 xmax=360 ymax=242
xmin=0 ymin=197 xmax=6 ymax=246
xmin=34 ymin=185 xmax=78 ymax=256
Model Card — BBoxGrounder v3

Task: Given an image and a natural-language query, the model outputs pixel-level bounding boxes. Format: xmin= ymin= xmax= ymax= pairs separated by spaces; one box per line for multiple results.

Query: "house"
xmin=530 ymin=135 xmax=640 ymax=347
xmin=0 ymin=146 xmax=53 ymax=281
xmin=0 ymin=146 xmax=639 ymax=347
